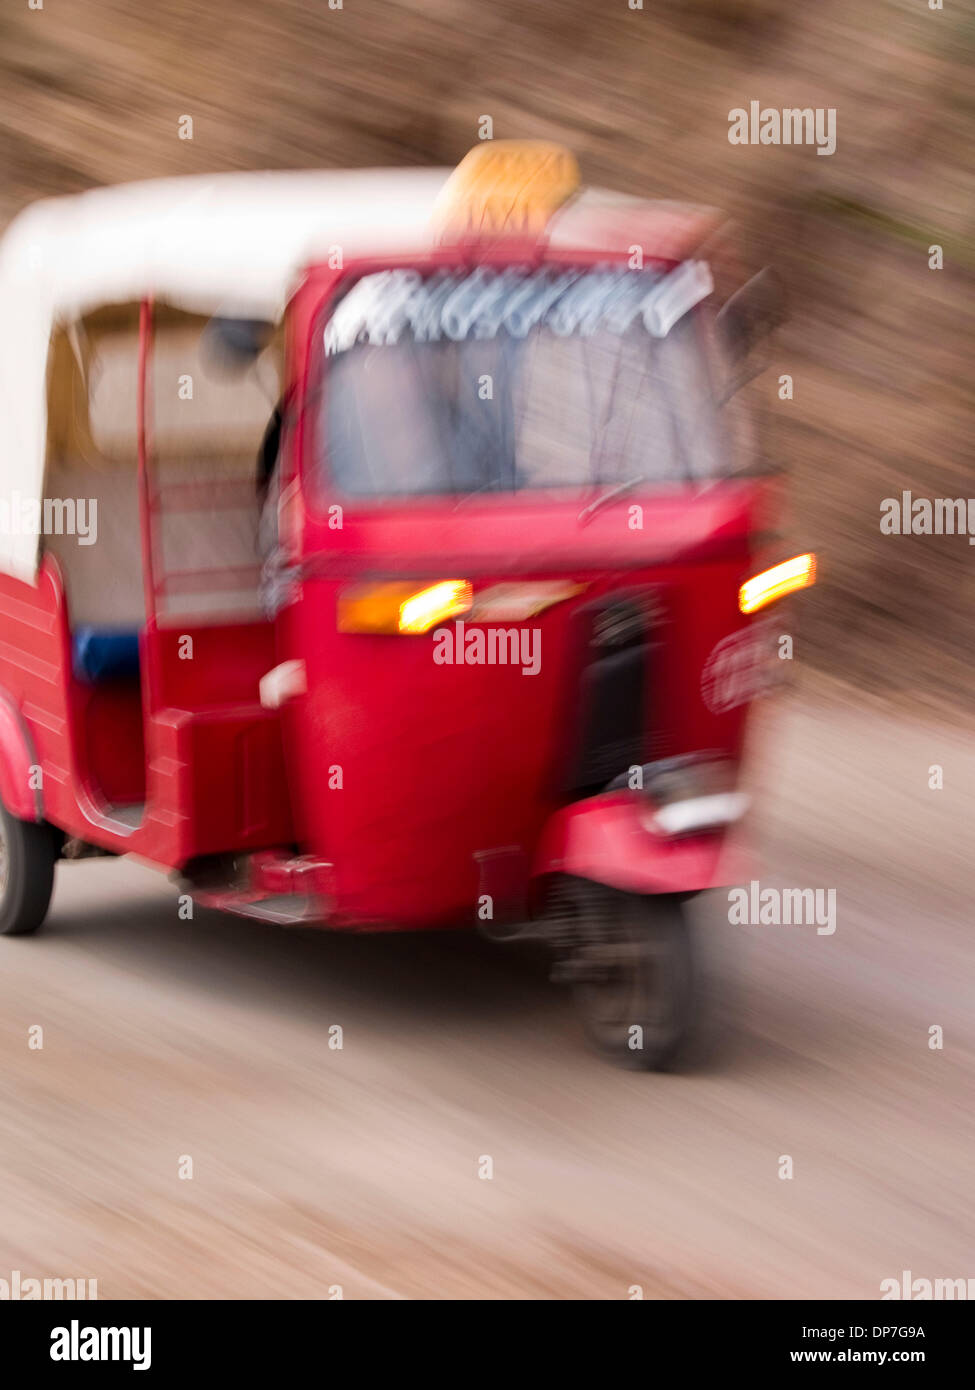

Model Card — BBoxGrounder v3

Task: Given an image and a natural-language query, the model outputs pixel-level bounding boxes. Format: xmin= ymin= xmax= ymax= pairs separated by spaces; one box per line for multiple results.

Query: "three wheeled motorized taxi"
xmin=0 ymin=142 xmax=813 ymax=1066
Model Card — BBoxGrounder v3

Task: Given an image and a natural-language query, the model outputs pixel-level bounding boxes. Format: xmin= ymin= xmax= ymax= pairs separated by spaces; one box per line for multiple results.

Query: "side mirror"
xmin=715 ymin=267 xmax=786 ymax=396
xmin=201 ymin=316 xmax=275 ymax=376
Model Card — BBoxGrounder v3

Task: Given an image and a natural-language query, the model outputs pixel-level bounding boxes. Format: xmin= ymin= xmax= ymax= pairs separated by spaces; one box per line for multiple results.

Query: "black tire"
xmin=571 ymin=889 xmax=694 ymax=1070
xmin=0 ymin=800 xmax=56 ymax=936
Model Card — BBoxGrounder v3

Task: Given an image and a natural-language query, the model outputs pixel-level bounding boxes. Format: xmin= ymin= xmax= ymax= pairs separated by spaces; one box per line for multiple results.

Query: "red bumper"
xmin=532 ymin=791 xmax=749 ymax=896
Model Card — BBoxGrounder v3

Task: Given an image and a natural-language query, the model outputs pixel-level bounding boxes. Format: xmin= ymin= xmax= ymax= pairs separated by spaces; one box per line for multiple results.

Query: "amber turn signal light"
xmin=739 ymin=554 xmax=816 ymax=614
xmin=337 ymin=580 xmax=474 ymax=635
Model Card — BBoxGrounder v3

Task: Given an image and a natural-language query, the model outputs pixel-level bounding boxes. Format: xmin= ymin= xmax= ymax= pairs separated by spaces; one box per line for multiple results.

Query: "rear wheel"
xmin=555 ymin=883 xmax=694 ymax=1069
xmin=0 ymin=800 xmax=56 ymax=936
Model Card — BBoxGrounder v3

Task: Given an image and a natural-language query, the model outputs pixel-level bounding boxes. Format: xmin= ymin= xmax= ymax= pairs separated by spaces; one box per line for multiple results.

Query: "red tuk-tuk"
xmin=0 ymin=142 xmax=813 ymax=1066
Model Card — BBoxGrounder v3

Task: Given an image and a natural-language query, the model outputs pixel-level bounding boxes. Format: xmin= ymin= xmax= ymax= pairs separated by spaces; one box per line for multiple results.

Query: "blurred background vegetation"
xmin=1 ymin=0 xmax=972 ymax=711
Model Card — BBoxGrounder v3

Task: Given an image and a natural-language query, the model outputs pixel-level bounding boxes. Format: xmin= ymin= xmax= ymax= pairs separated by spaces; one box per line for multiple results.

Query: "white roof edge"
xmin=0 ymin=167 xmax=454 ymax=323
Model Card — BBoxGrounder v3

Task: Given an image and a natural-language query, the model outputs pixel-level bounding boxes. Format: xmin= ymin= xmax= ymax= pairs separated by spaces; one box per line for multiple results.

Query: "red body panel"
xmin=0 ymin=557 xmax=291 ymax=867
xmin=276 ymin=487 xmax=762 ymax=928
xmin=0 ymin=559 xmax=81 ymax=828
xmin=268 ymin=244 xmax=773 ymax=929
xmin=0 ymin=687 xmax=43 ymax=823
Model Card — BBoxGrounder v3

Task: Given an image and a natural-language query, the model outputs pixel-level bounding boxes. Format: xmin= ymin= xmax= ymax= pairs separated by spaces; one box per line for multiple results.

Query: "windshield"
xmin=316 ymin=266 xmax=732 ymax=500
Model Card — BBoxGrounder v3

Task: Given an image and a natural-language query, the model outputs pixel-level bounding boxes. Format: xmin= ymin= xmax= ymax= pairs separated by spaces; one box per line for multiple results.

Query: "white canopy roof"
xmin=0 ymin=168 xmax=450 ymax=582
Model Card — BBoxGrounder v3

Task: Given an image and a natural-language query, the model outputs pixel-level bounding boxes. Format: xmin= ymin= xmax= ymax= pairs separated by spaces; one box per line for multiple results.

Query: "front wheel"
xmin=564 ymin=886 xmax=694 ymax=1070
xmin=0 ymin=800 xmax=57 ymax=936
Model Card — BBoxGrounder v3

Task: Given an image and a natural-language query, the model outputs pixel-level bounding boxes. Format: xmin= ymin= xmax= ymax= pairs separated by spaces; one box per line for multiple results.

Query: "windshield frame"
xmin=300 ymin=244 xmax=735 ymax=517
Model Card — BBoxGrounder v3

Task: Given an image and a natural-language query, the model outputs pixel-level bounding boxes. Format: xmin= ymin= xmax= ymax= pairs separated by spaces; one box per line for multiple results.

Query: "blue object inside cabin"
xmin=72 ymin=627 xmax=141 ymax=684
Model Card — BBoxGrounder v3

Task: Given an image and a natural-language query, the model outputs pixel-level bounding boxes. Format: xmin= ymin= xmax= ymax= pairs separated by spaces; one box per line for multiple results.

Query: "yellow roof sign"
xmin=434 ymin=140 xmax=580 ymax=240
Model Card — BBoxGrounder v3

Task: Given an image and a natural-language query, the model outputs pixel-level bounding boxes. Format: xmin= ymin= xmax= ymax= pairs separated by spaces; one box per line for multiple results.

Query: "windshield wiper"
xmin=577 ymin=475 xmax=648 ymax=526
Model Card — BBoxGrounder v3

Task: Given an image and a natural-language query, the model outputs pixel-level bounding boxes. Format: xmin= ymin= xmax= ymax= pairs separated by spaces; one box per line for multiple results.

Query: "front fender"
xmin=533 ymin=791 xmax=747 ymax=897
xmin=0 ymin=689 xmax=43 ymax=823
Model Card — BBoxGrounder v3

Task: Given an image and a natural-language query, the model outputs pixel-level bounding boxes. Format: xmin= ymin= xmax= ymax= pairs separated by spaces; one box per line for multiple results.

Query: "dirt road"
xmin=1 ymin=684 xmax=971 ymax=1299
